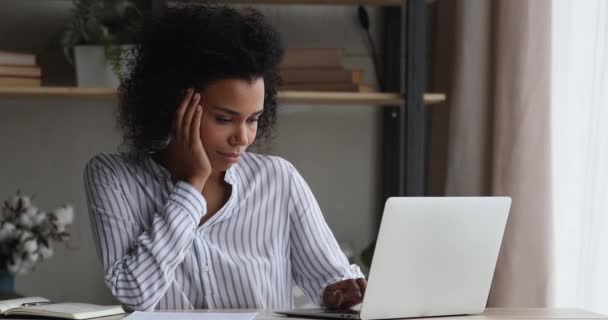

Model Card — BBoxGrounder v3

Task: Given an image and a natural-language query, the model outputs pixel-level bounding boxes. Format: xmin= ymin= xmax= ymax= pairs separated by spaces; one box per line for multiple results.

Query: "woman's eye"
xmin=247 ymin=118 xmax=259 ymax=123
xmin=215 ymin=117 xmax=232 ymax=123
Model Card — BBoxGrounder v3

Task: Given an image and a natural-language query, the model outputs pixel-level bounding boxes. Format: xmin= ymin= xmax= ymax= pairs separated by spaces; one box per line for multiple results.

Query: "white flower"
xmin=56 ymin=224 xmax=66 ymax=233
xmin=7 ymin=195 xmax=20 ymax=209
xmin=23 ymin=239 xmax=38 ymax=253
xmin=17 ymin=261 xmax=31 ymax=275
xmin=7 ymin=254 xmax=22 ymax=273
xmin=2 ymin=193 xmax=74 ymax=274
xmin=26 ymin=252 xmax=39 ymax=264
xmin=25 ymin=206 xmax=37 ymax=217
xmin=32 ymin=212 xmax=47 ymax=226
xmin=20 ymin=196 xmax=31 ymax=209
xmin=0 ymin=223 xmax=16 ymax=242
xmin=19 ymin=230 xmax=33 ymax=242
xmin=8 ymin=195 xmax=32 ymax=210
xmin=39 ymin=244 xmax=53 ymax=259
xmin=53 ymin=205 xmax=74 ymax=226
xmin=18 ymin=213 xmax=34 ymax=228
xmin=10 ymin=251 xmax=34 ymax=275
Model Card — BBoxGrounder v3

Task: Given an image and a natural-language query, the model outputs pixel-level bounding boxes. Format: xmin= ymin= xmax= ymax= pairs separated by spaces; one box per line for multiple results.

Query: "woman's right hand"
xmin=165 ymin=88 xmax=212 ymax=192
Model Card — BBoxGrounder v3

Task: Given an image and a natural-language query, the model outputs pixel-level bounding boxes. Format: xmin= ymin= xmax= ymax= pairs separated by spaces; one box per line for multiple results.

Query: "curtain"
xmin=430 ymin=0 xmax=553 ymax=306
xmin=552 ymin=0 xmax=608 ymax=314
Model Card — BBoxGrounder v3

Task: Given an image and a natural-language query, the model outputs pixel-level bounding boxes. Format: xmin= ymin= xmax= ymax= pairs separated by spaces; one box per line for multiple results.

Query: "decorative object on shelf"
xmin=0 ymin=51 xmax=42 ymax=87
xmin=60 ymin=0 xmax=150 ymax=87
xmin=0 ymin=192 xmax=74 ymax=293
xmin=72 ymin=44 xmax=133 ymax=88
xmin=357 ymin=5 xmax=383 ymax=90
xmin=279 ymin=48 xmax=373 ymax=92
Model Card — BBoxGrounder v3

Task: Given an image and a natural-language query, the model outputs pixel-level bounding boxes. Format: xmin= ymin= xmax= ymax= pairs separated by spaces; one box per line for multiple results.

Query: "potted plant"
xmin=0 ymin=192 xmax=74 ymax=294
xmin=60 ymin=0 xmax=150 ymax=87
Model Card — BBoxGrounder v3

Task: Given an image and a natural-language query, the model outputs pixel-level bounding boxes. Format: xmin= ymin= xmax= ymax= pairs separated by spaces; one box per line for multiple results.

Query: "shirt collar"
xmin=224 ymin=159 xmax=240 ymax=186
xmin=144 ymin=152 xmax=241 ymax=186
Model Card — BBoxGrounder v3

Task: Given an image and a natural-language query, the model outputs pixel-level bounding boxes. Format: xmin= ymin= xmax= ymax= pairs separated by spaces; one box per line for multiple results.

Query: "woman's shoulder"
xmin=84 ymin=152 xmax=140 ymax=176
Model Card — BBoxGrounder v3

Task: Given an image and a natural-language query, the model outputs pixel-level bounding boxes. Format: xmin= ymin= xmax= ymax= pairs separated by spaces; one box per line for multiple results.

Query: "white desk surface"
xmin=262 ymin=308 xmax=605 ymax=320
xmin=3 ymin=308 xmax=604 ymax=320
xmin=108 ymin=308 xmax=607 ymax=320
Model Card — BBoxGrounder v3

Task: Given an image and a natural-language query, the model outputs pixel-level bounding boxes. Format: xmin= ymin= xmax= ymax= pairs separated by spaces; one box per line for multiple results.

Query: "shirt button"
xmin=203 ymin=265 xmax=210 ymax=272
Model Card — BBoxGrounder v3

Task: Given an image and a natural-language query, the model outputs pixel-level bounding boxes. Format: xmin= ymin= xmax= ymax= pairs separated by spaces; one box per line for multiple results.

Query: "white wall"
xmin=0 ymin=1 xmax=384 ymax=304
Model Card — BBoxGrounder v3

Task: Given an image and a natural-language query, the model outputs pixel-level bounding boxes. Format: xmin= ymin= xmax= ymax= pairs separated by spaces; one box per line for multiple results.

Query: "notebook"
xmin=0 ymin=297 xmax=126 ymax=319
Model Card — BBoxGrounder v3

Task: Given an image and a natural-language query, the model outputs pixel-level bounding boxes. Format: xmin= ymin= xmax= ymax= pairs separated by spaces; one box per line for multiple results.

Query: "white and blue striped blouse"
xmin=83 ymin=152 xmax=363 ymax=311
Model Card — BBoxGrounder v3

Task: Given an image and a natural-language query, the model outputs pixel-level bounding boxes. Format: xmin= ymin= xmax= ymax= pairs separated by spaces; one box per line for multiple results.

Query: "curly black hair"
xmin=118 ymin=3 xmax=284 ymax=154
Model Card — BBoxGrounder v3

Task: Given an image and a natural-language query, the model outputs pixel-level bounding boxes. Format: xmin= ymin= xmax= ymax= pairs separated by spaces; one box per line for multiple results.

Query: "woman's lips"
xmin=217 ymin=151 xmax=241 ymax=162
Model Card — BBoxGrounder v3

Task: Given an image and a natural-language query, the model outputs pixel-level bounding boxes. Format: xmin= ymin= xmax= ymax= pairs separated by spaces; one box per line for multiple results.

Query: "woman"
xmin=84 ymin=4 xmax=366 ymax=312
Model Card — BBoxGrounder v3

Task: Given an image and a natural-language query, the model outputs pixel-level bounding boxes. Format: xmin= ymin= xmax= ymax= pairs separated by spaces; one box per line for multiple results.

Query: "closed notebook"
xmin=0 ymin=65 xmax=41 ymax=77
xmin=281 ymin=83 xmax=373 ymax=92
xmin=0 ymin=76 xmax=41 ymax=86
xmin=0 ymin=297 xmax=125 ymax=319
xmin=0 ymin=50 xmax=36 ymax=65
xmin=280 ymin=48 xmax=343 ymax=68
xmin=280 ymin=68 xmax=364 ymax=84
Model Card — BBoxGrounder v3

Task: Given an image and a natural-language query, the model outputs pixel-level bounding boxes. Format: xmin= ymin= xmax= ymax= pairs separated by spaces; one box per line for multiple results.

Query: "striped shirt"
xmin=83 ymin=152 xmax=363 ymax=311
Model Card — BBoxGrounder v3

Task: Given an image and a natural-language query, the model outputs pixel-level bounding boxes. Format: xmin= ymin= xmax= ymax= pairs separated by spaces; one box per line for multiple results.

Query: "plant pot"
xmin=0 ymin=270 xmax=14 ymax=293
xmin=74 ymin=45 xmax=133 ymax=88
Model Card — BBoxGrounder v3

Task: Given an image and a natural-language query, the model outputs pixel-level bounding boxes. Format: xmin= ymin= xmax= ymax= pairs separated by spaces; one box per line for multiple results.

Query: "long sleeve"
xmin=287 ymin=163 xmax=364 ymax=306
xmin=83 ymin=155 xmax=207 ymax=311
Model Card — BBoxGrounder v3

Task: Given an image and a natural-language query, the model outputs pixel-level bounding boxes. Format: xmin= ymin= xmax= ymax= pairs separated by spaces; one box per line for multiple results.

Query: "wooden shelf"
xmin=177 ymin=0 xmax=404 ymax=6
xmin=0 ymin=87 xmax=445 ymax=106
xmin=0 ymin=87 xmax=116 ymax=98
xmin=279 ymin=91 xmax=444 ymax=105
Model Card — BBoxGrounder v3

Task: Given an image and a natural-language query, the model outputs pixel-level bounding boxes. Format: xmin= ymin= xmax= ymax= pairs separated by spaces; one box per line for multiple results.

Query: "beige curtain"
xmin=429 ymin=0 xmax=553 ymax=307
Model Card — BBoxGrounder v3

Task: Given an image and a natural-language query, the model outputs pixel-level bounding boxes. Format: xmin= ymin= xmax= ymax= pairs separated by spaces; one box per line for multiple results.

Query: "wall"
xmin=0 ymin=1 xmax=384 ymax=304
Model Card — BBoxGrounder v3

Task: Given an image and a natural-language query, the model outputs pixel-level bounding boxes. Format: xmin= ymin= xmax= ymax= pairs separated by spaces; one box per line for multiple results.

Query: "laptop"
xmin=276 ymin=196 xmax=511 ymax=320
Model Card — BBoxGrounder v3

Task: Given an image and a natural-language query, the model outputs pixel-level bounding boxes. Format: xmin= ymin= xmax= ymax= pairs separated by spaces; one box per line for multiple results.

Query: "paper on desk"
xmin=125 ymin=311 xmax=257 ymax=320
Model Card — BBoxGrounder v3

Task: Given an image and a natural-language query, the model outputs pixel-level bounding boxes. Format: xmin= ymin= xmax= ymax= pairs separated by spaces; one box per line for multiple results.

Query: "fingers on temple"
xmin=173 ymin=88 xmax=194 ymax=139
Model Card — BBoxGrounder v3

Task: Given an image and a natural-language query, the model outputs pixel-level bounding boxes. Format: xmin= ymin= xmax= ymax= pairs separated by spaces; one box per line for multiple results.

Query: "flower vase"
xmin=0 ymin=270 xmax=14 ymax=293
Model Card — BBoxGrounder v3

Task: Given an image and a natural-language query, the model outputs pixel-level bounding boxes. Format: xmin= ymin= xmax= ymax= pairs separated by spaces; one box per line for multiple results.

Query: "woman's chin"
xmin=213 ymin=152 xmax=241 ymax=168
xmin=212 ymin=160 xmax=237 ymax=172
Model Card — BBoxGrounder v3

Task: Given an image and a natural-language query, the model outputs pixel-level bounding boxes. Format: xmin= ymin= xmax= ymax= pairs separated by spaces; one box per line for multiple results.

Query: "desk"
xmin=466 ymin=308 xmax=606 ymax=319
xmin=4 ymin=308 xmax=604 ymax=320
xmin=259 ymin=308 xmax=605 ymax=320
xmin=120 ymin=308 xmax=607 ymax=320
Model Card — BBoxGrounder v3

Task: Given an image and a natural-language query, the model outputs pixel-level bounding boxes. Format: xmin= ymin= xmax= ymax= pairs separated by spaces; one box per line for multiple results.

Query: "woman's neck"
xmin=207 ymin=170 xmax=226 ymax=186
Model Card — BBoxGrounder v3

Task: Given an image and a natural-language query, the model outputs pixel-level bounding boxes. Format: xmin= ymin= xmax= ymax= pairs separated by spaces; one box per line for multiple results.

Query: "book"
xmin=280 ymin=68 xmax=364 ymax=84
xmin=280 ymin=48 xmax=344 ymax=68
xmin=281 ymin=83 xmax=373 ymax=92
xmin=0 ymin=297 xmax=125 ymax=319
xmin=0 ymin=76 xmax=41 ymax=87
xmin=0 ymin=50 xmax=36 ymax=66
xmin=0 ymin=65 xmax=41 ymax=77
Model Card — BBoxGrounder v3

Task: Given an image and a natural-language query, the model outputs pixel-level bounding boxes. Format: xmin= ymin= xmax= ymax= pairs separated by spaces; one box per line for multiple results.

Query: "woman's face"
xmin=198 ymin=77 xmax=265 ymax=172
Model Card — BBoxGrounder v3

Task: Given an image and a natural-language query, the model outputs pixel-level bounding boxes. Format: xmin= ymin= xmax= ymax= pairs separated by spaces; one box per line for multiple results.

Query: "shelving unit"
xmin=0 ymin=0 xmax=439 ymax=199
xmin=0 ymin=87 xmax=444 ymax=106
xmin=216 ymin=0 xmax=436 ymax=197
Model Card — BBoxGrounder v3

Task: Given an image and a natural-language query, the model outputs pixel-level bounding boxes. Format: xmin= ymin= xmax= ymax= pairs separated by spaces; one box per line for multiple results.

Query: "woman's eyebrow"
xmin=212 ymin=105 xmax=264 ymax=116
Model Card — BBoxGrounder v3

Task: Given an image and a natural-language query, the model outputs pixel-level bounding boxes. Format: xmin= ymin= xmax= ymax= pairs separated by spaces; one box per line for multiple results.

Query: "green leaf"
xmin=360 ymin=240 xmax=376 ymax=270
xmin=59 ymin=0 xmax=147 ymax=61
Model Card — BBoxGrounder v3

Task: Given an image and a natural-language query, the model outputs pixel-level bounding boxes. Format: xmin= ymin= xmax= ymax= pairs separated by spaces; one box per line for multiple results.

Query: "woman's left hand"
xmin=321 ymin=278 xmax=367 ymax=310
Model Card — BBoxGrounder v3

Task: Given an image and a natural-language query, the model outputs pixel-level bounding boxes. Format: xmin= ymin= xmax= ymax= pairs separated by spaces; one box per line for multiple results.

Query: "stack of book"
xmin=280 ymin=48 xmax=372 ymax=92
xmin=0 ymin=50 xmax=41 ymax=87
